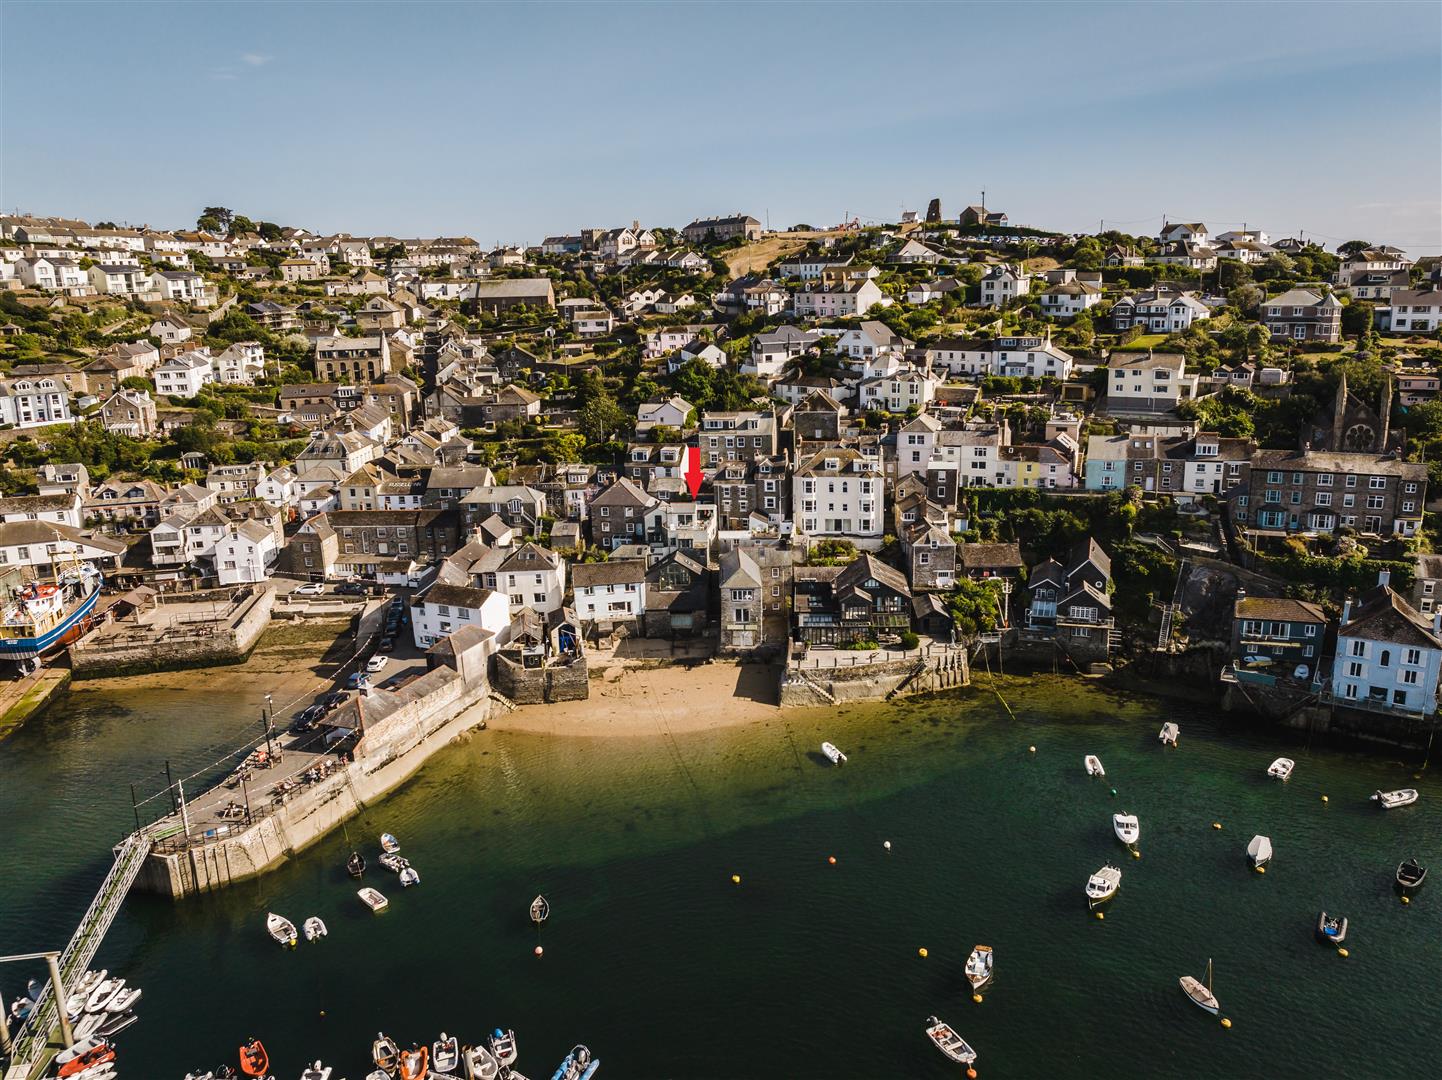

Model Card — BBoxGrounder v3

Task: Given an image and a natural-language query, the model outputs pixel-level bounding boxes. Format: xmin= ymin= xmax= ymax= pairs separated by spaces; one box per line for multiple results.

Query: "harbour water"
xmin=3 ymin=670 xmax=1440 ymax=1078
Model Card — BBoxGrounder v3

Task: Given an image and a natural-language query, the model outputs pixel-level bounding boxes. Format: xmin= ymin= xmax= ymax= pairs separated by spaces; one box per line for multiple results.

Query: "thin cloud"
xmin=210 ymin=68 xmax=238 ymax=81
xmin=241 ymin=53 xmax=272 ymax=67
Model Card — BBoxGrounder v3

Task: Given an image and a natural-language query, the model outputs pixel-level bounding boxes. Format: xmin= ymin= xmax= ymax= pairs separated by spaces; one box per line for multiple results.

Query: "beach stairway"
xmin=488 ymin=690 xmax=519 ymax=713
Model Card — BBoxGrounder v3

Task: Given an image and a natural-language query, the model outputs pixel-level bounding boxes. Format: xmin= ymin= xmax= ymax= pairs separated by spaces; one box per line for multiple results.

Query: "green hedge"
xmin=1254 ymin=552 xmax=1414 ymax=593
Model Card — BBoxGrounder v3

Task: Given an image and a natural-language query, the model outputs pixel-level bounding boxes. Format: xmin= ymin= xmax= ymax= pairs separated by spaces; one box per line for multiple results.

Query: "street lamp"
xmin=262 ymin=693 xmax=275 ymax=762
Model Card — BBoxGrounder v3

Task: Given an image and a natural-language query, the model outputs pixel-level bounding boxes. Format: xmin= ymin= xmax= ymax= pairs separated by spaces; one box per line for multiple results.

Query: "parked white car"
xmin=365 ymin=655 xmax=388 ymax=674
xmin=293 ymin=581 xmax=325 ymax=596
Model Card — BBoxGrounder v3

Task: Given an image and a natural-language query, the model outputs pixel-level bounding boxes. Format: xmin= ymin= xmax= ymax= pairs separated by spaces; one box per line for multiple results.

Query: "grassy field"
xmin=1113 ymin=333 xmax=1169 ymax=350
xmin=724 ymin=236 xmax=811 ymax=278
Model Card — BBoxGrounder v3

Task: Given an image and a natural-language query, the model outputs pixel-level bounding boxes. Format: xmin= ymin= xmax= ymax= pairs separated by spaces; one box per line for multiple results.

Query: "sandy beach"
xmin=489 ymin=659 xmax=782 ymax=737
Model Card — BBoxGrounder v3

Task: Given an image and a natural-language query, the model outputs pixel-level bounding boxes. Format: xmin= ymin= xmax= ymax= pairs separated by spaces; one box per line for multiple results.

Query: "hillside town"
xmin=0 ymin=203 xmax=1440 ymax=721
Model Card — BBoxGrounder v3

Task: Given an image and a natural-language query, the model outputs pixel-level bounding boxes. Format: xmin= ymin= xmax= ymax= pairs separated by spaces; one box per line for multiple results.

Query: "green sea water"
xmin=2 ymin=673 xmax=1440 ymax=1078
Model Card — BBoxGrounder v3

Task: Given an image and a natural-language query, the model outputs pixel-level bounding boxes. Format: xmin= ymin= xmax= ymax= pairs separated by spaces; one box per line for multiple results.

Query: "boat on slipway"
xmin=0 ymin=558 xmax=102 ymax=660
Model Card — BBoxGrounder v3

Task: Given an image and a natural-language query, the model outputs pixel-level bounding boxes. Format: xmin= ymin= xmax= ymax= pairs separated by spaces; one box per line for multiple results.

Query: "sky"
xmin=3 ymin=1 xmax=1440 ymax=251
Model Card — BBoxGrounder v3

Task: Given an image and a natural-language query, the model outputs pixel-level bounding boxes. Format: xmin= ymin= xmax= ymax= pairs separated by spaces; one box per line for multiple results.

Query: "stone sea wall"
xmin=70 ymin=587 xmax=275 ymax=678
xmin=780 ymin=647 xmax=969 ymax=707
xmin=136 ymin=653 xmax=493 ymax=899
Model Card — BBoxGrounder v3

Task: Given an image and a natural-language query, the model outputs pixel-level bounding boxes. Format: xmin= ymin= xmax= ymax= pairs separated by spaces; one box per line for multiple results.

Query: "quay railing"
xmin=4 ymin=833 xmax=152 ymax=1079
xmin=788 ymin=641 xmax=969 ymax=672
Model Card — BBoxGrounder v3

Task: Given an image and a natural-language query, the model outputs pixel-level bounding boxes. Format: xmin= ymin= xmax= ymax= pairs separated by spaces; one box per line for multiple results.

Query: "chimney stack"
xmin=1342 ymin=597 xmax=1353 ymax=625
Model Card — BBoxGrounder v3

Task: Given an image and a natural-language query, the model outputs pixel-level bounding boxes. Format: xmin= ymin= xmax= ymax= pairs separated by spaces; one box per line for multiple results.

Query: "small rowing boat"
xmin=266 ymin=912 xmax=297 ymax=947
xmin=1084 ymin=754 xmax=1105 ymax=777
xmin=550 ymin=1044 xmax=596 ymax=1080
xmin=1158 ymin=722 xmax=1180 ymax=746
xmin=303 ymin=916 xmax=328 ymax=941
xmin=1397 ymin=857 xmax=1428 ymax=890
xmin=433 ymin=1032 xmax=460 ymax=1074
xmin=373 ymin=1032 xmax=400 ymax=1074
xmin=399 ymin=866 xmax=420 ymax=887
xmin=1372 ymin=788 xmax=1419 ymax=810
xmin=1179 ymin=957 xmax=1219 ymax=1015
xmin=1247 ymin=835 xmax=1273 ymax=869
xmin=463 ymin=1043 xmax=501 ymax=1079
xmin=1267 ymin=757 xmax=1294 ymax=781
xmin=300 ymin=1062 xmax=333 ymax=1080
xmin=964 ymin=945 xmax=993 ymax=990
xmin=1316 ymin=910 xmax=1348 ymax=945
xmin=358 ymin=887 xmax=389 ymax=912
xmin=105 ymin=986 xmax=141 ymax=1013
xmin=531 ymin=894 xmax=550 ymax=925
xmin=379 ymin=852 xmax=408 ymax=873
xmin=398 ymin=1044 xmax=428 ymax=1080
xmin=821 ymin=741 xmax=847 ymax=765
xmin=86 ymin=978 xmax=125 ymax=1013
xmin=1113 ymin=812 xmax=1140 ymax=846
xmin=239 ymin=1037 xmax=269 ymax=1078
xmin=488 ymin=1028 xmax=518 ymax=1068
xmin=924 ymin=1016 xmax=976 ymax=1064
xmin=347 ymin=851 xmax=366 ymax=878
xmin=380 ymin=832 xmax=401 ymax=854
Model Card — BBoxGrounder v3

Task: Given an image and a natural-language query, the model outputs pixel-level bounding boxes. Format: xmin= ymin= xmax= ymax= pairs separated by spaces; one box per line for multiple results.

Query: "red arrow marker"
xmin=683 ymin=446 xmax=703 ymax=498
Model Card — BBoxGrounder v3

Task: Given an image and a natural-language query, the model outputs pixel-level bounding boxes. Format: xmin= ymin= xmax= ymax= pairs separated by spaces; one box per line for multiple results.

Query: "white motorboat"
xmin=1179 ymin=958 xmax=1220 ymax=1015
xmin=399 ymin=866 xmax=420 ymax=887
xmin=821 ymin=741 xmax=847 ymax=765
xmin=1084 ymin=754 xmax=1105 ymax=777
xmin=85 ymin=977 xmax=123 ymax=1012
xmin=924 ymin=1016 xmax=977 ymax=1064
xmin=266 ymin=912 xmax=298 ymax=947
xmin=1247 ymin=835 xmax=1273 ymax=868
xmin=301 ymin=1062 xmax=333 ymax=1080
xmin=67 ymin=1064 xmax=116 ymax=1080
xmin=1086 ymin=864 xmax=1122 ymax=906
xmin=1267 ymin=757 xmax=1295 ymax=781
xmin=105 ymin=986 xmax=141 ymax=1013
xmin=433 ymin=1032 xmax=460 ymax=1074
xmin=380 ymin=832 xmax=401 ymax=854
xmin=1372 ymin=788 xmax=1419 ymax=810
xmin=359 ymin=887 xmax=389 ymax=912
xmin=964 ymin=945 xmax=994 ymax=990
xmin=304 ymin=916 xmax=328 ymax=941
xmin=1158 ymin=722 xmax=1180 ymax=746
xmin=1113 ymin=813 xmax=1140 ymax=846
xmin=464 ymin=1043 xmax=502 ymax=1080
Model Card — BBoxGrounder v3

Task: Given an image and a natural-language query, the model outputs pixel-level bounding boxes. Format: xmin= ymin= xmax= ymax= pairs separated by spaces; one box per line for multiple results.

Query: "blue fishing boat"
xmin=551 ymin=1044 xmax=597 ymax=1080
xmin=0 ymin=560 xmax=102 ymax=659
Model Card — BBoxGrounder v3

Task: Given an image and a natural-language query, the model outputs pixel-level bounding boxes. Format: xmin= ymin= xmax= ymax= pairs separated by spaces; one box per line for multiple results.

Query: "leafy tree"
xmin=197 ymin=206 xmax=233 ymax=233
xmin=578 ymin=392 xmax=627 ymax=444
xmin=946 ymin=578 xmax=1004 ymax=636
xmin=1337 ymin=240 xmax=1374 ymax=257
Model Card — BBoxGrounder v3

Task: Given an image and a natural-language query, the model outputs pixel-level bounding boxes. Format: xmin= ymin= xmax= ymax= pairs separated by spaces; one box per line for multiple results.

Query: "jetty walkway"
xmin=2 ymin=834 xmax=151 ymax=1080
